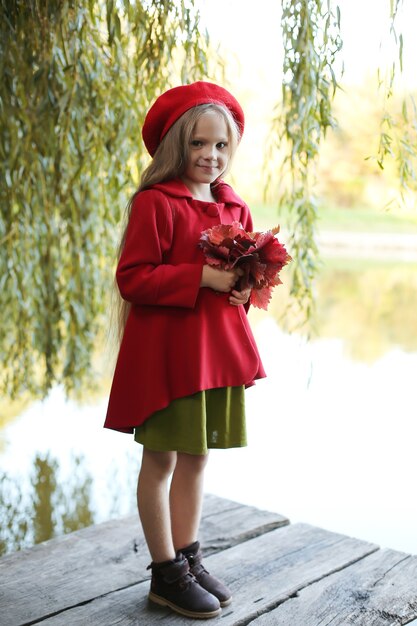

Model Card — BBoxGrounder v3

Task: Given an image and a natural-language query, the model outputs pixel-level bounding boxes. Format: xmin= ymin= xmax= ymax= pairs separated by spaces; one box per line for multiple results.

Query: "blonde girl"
xmin=105 ymin=82 xmax=265 ymax=619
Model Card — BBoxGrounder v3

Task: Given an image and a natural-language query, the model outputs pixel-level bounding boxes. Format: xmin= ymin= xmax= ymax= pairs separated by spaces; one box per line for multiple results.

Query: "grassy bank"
xmin=250 ymin=203 xmax=417 ymax=234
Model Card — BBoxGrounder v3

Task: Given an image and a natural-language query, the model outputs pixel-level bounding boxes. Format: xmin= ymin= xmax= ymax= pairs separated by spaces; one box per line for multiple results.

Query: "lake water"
xmin=1 ymin=254 xmax=416 ymax=556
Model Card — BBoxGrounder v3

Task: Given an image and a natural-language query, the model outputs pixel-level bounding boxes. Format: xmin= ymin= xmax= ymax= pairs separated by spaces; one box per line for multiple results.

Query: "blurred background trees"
xmin=0 ymin=0 xmax=209 ymax=398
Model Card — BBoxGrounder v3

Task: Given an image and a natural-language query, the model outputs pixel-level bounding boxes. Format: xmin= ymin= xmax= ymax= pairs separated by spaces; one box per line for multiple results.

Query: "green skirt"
xmin=134 ymin=386 xmax=246 ymax=455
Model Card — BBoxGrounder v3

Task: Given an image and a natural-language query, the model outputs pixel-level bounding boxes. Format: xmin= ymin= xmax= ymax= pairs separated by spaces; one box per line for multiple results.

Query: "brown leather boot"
xmin=180 ymin=541 xmax=232 ymax=607
xmin=147 ymin=554 xmax=221 ymax=619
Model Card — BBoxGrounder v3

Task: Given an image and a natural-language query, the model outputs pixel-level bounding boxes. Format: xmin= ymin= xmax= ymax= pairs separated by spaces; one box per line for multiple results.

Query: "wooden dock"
xmin=1 ymin=494 xmax=417 ymax=625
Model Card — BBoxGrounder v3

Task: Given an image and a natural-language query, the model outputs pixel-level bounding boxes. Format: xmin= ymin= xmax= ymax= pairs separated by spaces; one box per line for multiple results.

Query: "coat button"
xmin=206 ymin=205 xmax=219 ymax=217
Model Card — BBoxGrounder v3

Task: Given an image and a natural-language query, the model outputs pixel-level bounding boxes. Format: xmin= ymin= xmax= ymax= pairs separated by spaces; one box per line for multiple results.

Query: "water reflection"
xmin=316 ymin=260 xmax=417 ymax=360
xmin=0 ymin=473 xmax=29 ymax=555
xmin=0 ymin=454 xmax=95 ymax=555
xmin=32 ymin=455 xmax=57 ymax=545
xmin=255 ymin=258 xmax=417 ymax=361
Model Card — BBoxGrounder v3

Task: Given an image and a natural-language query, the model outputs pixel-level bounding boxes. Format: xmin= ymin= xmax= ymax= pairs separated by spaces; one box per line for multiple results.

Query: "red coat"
xmin=104 ymin=178 xmax=266 ymax=433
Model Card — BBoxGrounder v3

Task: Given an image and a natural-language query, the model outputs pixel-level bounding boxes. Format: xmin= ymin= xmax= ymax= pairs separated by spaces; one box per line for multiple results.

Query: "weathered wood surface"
xmin=0 ymin=494 xmax=287 ymax=626
xmin=251 ymin=547 xmax=417 ymax=626
xmin=1 ymin=494 xmax=416 ymax=626
xmin=33 ymin=523 xmax=379 ymax=626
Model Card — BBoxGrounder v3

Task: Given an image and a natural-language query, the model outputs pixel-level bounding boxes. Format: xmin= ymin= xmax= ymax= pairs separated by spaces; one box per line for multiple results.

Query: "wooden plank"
xmin=250 ymin=547 xmax=417 ymax=626
xmin=199 ymin=493 xmax=289 ymax=553
xmin=0 ymin=494 xmax=287 ymax=626
xmin=33 ymin=523 xmax=379 ymax=626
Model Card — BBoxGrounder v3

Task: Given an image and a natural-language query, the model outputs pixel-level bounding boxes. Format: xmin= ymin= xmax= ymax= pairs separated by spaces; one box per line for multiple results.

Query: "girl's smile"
xmin=197 ymin=164 xmax=217 ymax=174
xmin=181 ymin=112 xmax=230 ymax=200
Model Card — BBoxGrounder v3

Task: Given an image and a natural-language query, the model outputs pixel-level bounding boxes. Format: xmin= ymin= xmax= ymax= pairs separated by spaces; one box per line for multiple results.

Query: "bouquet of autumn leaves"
xmin=199 ymin=221 xmax=292 ymax=310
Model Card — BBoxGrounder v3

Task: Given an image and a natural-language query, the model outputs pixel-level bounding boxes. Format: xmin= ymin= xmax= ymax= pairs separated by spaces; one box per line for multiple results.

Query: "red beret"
xmin=142 ymin=81 xmax=245 ymax=156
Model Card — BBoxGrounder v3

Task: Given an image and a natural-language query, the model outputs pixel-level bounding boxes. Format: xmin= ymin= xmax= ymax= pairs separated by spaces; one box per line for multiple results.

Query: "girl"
xmin=105 ymin=81 xmax=266 ymax=619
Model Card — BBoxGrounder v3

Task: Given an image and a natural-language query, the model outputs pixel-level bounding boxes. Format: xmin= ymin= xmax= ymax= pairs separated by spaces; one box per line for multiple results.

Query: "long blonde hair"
xmin=113 ymin=103 xmax=241 ymax=345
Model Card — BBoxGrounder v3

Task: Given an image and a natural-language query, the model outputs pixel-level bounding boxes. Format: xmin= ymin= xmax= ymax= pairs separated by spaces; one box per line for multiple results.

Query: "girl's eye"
xmin=217 ymin=142 xmax=227 ymax=149
xmin=191 ymin=140 xmax=203 ymax=147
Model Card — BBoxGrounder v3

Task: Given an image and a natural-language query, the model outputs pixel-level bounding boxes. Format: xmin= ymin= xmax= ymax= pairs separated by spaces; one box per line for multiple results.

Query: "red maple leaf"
xmin=199 ymin=222 xmax=292 ymax=310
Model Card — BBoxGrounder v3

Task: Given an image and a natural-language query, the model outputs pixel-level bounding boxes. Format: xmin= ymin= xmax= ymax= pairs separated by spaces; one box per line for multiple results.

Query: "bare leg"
xmin=170 ymin=452 xmax=209 ymax=551
xmin=137 ymin=448 xmax=177 ymax=563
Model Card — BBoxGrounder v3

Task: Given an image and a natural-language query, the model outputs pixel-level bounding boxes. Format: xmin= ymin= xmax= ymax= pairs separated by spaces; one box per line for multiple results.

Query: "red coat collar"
xmin=150 ymin=178 xmax=246 ymax=207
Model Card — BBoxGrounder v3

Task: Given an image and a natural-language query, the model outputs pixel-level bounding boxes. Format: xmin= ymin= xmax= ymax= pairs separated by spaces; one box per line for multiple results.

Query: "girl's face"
xmin=181 ymin=111 xmax=230 ymax=194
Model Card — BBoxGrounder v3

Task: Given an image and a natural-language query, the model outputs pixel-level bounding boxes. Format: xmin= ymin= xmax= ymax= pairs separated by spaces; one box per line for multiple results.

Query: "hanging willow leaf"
xmin=0 ymin=0 xmax=210 ymax=399
xmin=265 ymin=0 xmax=342 ymax=329
xmin=372 ymin=0 xmax=417 ymax=206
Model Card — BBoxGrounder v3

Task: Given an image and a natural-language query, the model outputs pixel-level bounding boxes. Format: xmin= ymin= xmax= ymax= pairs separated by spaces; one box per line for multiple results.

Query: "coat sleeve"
xmin=116 ymin=190 xmax=203 ymax=308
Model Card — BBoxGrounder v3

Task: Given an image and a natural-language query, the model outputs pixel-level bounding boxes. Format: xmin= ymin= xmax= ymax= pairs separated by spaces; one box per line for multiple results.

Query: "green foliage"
xmin=0 ymin=0 xmax=208 ymax=398
xmin=266 ymin=0 xmax=342 ymax=329
xmin=368 ymin=0 xmax=417 ymax=206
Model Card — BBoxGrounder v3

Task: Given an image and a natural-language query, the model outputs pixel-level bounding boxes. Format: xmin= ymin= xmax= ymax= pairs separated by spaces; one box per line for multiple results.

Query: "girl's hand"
xmin=229 ymin=287 xmax=251 ymax=307
xmin=201 ymin=265 xmax=243 ymax=293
